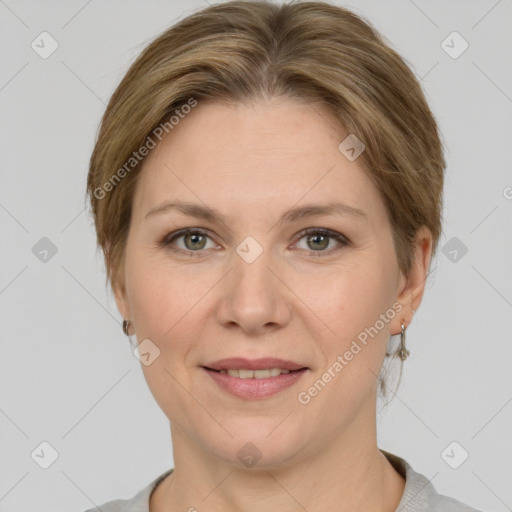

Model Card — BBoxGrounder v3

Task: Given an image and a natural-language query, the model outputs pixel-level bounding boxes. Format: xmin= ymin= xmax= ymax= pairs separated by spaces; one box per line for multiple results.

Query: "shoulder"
xmin=381 ymin=450 xmax=483 ymax=512
xmin=81 ymin=469 xmax=173 ymax=512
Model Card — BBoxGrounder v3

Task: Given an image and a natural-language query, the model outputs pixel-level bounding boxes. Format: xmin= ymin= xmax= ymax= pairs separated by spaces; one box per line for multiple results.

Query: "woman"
xmin=85 ymin=1 xmax=482 ymax=510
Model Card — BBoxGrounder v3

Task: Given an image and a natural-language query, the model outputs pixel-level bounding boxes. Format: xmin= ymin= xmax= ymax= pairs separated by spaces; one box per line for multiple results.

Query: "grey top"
xmin=83 ymin=450 xmax=482 ymax=511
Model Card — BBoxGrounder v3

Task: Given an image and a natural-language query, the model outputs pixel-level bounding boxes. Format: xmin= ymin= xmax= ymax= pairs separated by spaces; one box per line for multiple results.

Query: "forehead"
xmin=132 ymin=98 xmax=385 ymax=222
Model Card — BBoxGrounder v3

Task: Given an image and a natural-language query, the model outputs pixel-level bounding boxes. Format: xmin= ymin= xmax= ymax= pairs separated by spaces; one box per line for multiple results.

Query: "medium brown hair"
xmin=87 ymin=0 xmax=445 ymax=293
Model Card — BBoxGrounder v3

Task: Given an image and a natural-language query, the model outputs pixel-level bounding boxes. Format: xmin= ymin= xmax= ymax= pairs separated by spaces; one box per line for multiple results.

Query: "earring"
xmin=122 ymin=319 xmax=132 ymax=336
xmin=398 ymin=322 xmax=410 ymax=361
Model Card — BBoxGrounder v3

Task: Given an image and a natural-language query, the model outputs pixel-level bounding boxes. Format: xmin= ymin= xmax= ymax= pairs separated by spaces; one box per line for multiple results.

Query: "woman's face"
xmin=114 ymin=97 xmax=429 ymax=468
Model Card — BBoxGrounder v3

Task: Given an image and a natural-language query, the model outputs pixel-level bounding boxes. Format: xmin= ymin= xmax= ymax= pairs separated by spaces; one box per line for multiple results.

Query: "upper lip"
xmin=204 ymin=357 xmax=307 ymax=371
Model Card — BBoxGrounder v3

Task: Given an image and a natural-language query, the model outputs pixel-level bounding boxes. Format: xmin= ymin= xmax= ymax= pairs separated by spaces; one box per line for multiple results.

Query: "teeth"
xmin=222 ymin=368 xmax=292 ymax=379
xmin=239 ymin=369 xmax=253 ymax=379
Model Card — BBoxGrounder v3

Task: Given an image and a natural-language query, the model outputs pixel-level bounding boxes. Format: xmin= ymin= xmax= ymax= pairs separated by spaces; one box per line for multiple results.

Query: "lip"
xmin=202 ymin=358 xmax=309 ymax=400
xmin=204 ymin=357 xmax=307 ymax=371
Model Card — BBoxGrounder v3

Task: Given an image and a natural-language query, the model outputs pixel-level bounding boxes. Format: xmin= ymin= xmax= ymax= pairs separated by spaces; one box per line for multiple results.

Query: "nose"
xmin=215 ymin=246 xmax=292 ymax=335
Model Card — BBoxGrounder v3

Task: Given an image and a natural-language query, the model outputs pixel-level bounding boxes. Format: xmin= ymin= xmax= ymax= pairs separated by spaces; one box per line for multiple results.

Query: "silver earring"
xmin=122 ymin=319 xmax=132 ymax=336
xmin=399 ymin=322 xmax=410 ymax=361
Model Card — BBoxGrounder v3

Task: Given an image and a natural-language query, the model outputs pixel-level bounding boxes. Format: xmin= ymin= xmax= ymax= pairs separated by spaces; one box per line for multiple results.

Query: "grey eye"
xmin=183 ymin=232 xmax=208 ymax=250
xmin=305 ymin=233 xmax=330 ymax=251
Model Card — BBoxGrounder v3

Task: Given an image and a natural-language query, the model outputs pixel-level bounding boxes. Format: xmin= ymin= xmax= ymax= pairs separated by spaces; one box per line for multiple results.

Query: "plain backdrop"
xmin=1 ymin=1 xmax=511 ymax=511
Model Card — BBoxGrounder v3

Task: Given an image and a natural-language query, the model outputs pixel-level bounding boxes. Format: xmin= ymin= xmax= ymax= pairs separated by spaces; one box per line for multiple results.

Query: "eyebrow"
xmin=144 ymin=200 xmax=367 ymax=225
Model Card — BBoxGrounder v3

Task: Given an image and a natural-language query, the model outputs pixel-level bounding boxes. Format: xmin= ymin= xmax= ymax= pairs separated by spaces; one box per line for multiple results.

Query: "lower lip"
xmin=203 ymin=368 xmax=308 ymax=400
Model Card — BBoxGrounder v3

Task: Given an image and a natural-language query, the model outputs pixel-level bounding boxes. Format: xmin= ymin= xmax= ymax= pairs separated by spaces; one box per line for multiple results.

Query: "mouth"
xmin=202 ymin=357 xmax=309 ymax=399
xmin=208 ymin=368 xmax=300 ymax=378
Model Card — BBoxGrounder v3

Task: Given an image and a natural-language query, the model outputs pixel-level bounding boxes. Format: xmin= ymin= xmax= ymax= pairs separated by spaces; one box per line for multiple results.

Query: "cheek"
xmin=126 ymin=249 xmax=214 ymax=341
xmin=313 ymin=258 xmax=397 ymax=343
xmin=125 ymin=258 xmax=206 ymax=427
xmin=126 ymin=242 xmax=397 ymax=367
xmin=302 ymin=258 xmax=397 ymax=400
xmin=124 ymin=238 xmax=398 ymax=424
xmin=124 ymin=251 xmax=218 ymax=397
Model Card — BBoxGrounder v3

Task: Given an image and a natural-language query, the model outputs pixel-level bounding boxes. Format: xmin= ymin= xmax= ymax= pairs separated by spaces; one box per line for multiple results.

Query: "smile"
xmin=218 ymin=368 xmax=291 ymax=378
xmin=202 ymin=357 xmax=309 ymax=399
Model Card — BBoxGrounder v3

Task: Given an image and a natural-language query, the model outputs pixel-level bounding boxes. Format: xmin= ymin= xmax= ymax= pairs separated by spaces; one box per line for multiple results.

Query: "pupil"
xmin=309 ymin=234 xmax=328 ymax=250
xmin=186 ymin=233 xmax=205 ymax=249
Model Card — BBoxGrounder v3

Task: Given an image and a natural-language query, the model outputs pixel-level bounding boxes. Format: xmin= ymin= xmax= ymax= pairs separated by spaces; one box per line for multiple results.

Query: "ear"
xmin=390 ymin=226 xmax=433 ymax=335
xmin=112 ymin=258 xmax=131 ymax=322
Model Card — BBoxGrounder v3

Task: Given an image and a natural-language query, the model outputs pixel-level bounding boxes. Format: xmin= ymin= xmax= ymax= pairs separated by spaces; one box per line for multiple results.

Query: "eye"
xmin=160 ymin=227 xmax=350 ymax=257
xmin=160 ymin=228 xmax=217 ymax=256
xmin=294 ymin=228 xmax=350 ymax=255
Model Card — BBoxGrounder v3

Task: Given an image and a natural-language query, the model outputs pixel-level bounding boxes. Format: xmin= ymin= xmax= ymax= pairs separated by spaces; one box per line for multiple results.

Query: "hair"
xmin=86 ymin=0 xmax=445 ymax=393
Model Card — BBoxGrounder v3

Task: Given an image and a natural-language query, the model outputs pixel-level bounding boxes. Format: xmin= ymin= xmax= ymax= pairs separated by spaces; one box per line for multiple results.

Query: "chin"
xmin=200 ymin=420 xmax=309 ymax=470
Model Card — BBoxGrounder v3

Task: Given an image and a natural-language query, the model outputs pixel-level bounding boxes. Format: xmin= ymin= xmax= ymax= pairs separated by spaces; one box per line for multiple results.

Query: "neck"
xmin=151 ymin=397 xmax=405 ymax=512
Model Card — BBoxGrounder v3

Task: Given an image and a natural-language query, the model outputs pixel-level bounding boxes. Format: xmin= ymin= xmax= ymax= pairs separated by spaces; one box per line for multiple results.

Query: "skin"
xmin=113 ymin=96 xmax=433 ymax=512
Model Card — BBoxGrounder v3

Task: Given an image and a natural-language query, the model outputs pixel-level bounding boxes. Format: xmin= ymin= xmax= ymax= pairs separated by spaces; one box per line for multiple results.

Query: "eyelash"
xmin=159 ymin=227 xmax=350 ymax=258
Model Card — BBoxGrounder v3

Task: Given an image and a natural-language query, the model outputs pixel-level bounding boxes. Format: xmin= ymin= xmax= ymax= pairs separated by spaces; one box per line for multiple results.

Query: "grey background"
xmin=1 ymin=0 xmax=511 ymax=511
